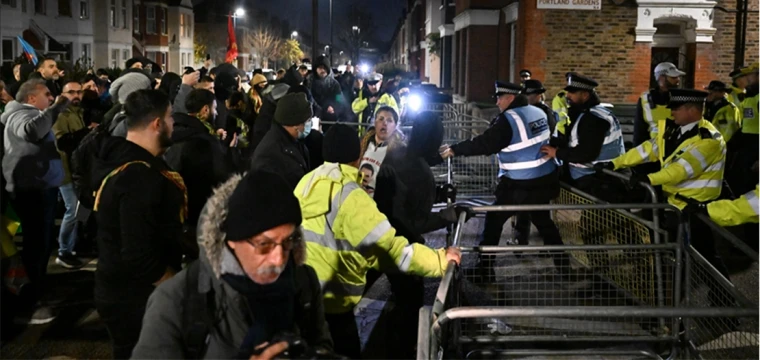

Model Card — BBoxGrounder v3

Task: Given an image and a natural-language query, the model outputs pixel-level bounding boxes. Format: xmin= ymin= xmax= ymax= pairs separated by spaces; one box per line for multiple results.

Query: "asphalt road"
xmin=0 ymin=215 xmax=757 ymax=359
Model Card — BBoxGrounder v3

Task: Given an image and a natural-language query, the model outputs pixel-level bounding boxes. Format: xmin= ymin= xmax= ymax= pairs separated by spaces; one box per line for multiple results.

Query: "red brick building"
xmin=390 ymin=0 xmax=759 ymax=104
xmin=132 ymin=0 xmax=195 ymax=73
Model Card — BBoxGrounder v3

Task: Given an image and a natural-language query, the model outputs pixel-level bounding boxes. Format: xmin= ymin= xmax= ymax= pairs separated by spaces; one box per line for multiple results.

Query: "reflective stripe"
xmin=327 ymin=182 xmax=362 ymax=225
xmin=320 ymin=280 xmax=365 ymax=297
xmin=688 ymin=148 xmax=708 ymax=171
xmin=677 ymin=179 xmax=722 ymax=189
xmin=397 ymin=245 xmax=414 ymax=272
xmin=636 ymin=143 xmax=649 ymax=160
xmin=745 ymin=190 xmax=759 ymax=215
xmin=676 ymin=158 xmax=695 ymax=177
xmin=507 ymin=110 xmax=529 ymax=141
xmin=356 ymin=220 xmax=392 ymax=252
xmin=642 ymin=94 xmax=658 ymax=132
xmin=705 ymin=162 xmax=724 ymax=172
xmin=603 ymin=129 xmax=623 ymax=145
xmin=501 ymin=131 xmax=550 ymax=152
xmin=500 ymin=157 xmax=551 ymax=170
xmin=303 ymin=229 xmax=355 ymax=251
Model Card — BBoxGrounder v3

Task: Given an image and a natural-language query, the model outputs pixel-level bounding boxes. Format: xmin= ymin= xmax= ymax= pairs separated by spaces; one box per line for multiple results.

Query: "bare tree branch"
xmin=244 ymin=27 xmax=283 ymax=69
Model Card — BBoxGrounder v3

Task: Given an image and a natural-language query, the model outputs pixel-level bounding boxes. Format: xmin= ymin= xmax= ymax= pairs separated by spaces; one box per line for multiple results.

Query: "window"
xmin=133 ymin=4 xmax=139 ymax=33
xmin=188 ymin=17 xmax=192 ymax=39
xmin=82 ymin=43 xmax=91 ymax=62
xmin=79 ymin=0 xmax=88 ymax=18
xmin=121 ymin=0 xmax=127 ymax=29
xmin=123 ymin=49 xmax=129 ymax=62
xmin=146 ymin=6 xmax=156 ymax=34
xmin=111 ymin=49 xmax=120 ymax=68
xmin=21 ymin=0 xmax=27 ymax=12
xmin=181 ymin=53 xmax=186 ymax=67
xmin=161 ymin=8 xmax=168 ymax=35
xmin=1 ymin=0 xmax=17 ymax=8
xmin=2 ymin=39 xmax=15 ymax=64
xmin=34 ymin=0 xmax=44 ymax=14
xmin=58 ymin=0 xmax=71 ymax=16
xmin=180 ymin=14 xmax=185 ymax=38
xmin=161 ymin=51 xmax=167 ymax=70
xmin=110 ymin=0 xmax=117 ymax=27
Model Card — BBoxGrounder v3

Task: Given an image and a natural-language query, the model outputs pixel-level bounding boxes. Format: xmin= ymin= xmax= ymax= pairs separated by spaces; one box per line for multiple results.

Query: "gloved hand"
xmin=455 ymin=205 xmax=476 ymax=222
xmin=439 ymin=206 xmax=458 ymax=222
xmin=683 ymin=202 xmax=708 ymax=215
xmin=593 ymin=162 xmax=614 ymax=173
xmin=435 ymin=184 xmax=457 ymax=204
xmin=629 ymin=173 xmax=650 ymax=188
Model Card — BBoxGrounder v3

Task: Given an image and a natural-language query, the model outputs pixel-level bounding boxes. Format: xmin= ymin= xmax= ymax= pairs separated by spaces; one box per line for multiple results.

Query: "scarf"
xmin=221 ymin=258 xmax=297 ymax=358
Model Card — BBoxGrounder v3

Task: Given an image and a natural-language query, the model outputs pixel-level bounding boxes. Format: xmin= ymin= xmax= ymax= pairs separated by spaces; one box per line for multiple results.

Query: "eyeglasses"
xmin=244 ymin=235 xmax=296 ymax=255
xmin=63 ymin=90 xmax=84 ymax=95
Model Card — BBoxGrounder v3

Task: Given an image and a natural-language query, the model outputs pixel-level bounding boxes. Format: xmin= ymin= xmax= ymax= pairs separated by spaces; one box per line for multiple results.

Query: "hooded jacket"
xmin=296 ymin=163 xmax=450 ymax=314
xmin=307 ymin=56 xmax=343 ymax=111
xmin=131 ymin=174 xmax=333 ymax=359
xmin=91 ymin=136 xmax=185 ymax=302
xmin=1 ymin=100 xmax=67 ymax=192
xmin=164 ymin=113 xmax=235 ymax=227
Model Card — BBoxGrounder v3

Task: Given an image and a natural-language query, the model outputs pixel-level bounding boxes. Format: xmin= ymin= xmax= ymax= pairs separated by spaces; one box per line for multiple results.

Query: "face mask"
xmin=298 ymin=120 xmax=313 ymax=140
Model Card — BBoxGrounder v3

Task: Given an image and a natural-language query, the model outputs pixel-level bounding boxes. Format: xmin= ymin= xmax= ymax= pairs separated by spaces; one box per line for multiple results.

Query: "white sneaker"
xmin=14 ymin=305 xmax=57 ymax=325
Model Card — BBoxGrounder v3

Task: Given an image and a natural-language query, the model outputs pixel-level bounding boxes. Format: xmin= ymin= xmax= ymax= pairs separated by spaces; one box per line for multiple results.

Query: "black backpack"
xmin=180 ymin=261 xmax=321 ymax=359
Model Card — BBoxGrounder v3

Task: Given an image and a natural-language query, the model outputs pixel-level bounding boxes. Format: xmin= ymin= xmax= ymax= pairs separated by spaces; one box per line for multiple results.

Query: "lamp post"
xmin=233 ymin=8 xmax=245 ymax=29
xmin=291 ymin=31 xmax=298 ymax=40
xmin=352 ymin=26 xmax=360 ymax=64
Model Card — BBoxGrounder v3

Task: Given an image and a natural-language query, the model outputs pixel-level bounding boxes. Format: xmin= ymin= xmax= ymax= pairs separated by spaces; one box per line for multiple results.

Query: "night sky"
xmin=192 ymin=0 xmax=407 ymax=46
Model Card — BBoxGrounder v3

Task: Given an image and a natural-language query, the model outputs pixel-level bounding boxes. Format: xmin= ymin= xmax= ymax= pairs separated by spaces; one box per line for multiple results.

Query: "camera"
xmin=251 ymin=332 xmax=348 ymax=360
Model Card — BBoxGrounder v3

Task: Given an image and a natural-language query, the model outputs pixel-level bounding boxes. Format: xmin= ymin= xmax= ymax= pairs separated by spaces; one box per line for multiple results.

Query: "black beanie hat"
xmin=223 ymin=170 xmax=302 ymax=241
xmin=275 ymin=93 xmax=313 ymax=126
xmin=323 ymin=124 xmax=361 ymax=164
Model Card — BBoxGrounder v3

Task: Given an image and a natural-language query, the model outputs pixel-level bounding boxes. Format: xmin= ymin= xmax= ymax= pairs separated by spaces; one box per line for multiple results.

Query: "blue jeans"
xmin=57 ymin=183 xmax=79 ymax=256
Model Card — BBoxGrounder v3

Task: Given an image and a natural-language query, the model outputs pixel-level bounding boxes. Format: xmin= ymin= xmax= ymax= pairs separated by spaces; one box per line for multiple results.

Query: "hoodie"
xmin=131 ymin=174 xmax=333 ymax=358
xmin=1 ymin=100 xmax=67 ymax=192
xmin=91 ymin=136 xmax=185 ymax=302
xmin=164 ymin=113 xmax=234 ymax=227
xmin=307 ymin=56 xmax=343 ymax=111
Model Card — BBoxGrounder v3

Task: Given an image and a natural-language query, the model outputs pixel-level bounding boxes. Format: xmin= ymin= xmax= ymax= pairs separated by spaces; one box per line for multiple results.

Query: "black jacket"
xmin=164 ymin=113 xmax=234 ymax=226
xmin=92 ymin=137 xmax=185 ymax=303
xmin=554 ymin=96 xmax=610 ymax=165
xmin=250 ymin=125 xmax=310 ymax=189
xmin=250 ymin=96 xmax=277 ymax=155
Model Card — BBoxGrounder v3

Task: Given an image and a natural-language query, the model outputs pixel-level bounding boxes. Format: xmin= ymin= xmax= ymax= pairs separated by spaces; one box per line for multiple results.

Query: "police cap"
xmin=522 ymin=79 xmax=546 ymax=95
xmin=704 ymin=80 xmax=729 ymax=92
xmin=564 ymin=72 xmax=598 ymax=92
xmin=667 ymin=89 xmax=707 ymax=109
xmin=495 ymin=81 xmax=522 ymax=97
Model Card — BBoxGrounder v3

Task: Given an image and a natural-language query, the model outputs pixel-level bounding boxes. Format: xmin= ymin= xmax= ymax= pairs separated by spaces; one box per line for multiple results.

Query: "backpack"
xmin=71 ymin=111 xmax=127 ymax=209
xmin=181 ymin=261 xmax=321 ymax=359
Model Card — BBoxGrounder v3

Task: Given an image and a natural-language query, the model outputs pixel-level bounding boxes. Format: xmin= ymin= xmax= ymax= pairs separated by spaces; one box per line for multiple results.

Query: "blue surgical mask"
xmin=298 ymin=119 xmax=313 ymax=139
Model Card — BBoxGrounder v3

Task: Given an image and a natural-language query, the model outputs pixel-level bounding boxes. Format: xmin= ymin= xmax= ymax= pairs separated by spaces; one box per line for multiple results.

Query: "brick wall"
xmin=708 ymin=0 xmax=760 ymax=81
xmin=466 ymin=25 xmax=500 ymax=101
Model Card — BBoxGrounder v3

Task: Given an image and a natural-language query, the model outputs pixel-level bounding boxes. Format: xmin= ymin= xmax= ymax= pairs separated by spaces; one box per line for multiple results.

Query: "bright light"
xmin=352 ymin=26 xmax=359 ymax=31
xmin=234 ymin=8 xmax=245 ymax=17
xmin=359 ymin=64 xmax=369 ymax=73
xmin=291 ymin=31 xmax=298 ymax=37
xmin=408 ymin=94 xmax=423 ymax=111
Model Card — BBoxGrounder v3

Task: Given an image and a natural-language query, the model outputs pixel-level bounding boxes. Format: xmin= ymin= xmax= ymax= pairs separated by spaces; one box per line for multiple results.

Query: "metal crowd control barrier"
xmin=419 ymin=200 xmax=759 ymax=359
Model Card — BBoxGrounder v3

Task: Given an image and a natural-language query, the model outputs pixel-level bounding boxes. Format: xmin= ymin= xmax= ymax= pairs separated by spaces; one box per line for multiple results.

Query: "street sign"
xmin=536 ymin=0 xmax=602 ymax=10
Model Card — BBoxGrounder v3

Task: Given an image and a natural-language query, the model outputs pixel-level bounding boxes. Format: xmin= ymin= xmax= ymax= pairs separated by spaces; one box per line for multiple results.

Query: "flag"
xmin=16 ymin=35 xmax=38 ymax=66
xmin=225 ymin=13 xmax=238 ymax=64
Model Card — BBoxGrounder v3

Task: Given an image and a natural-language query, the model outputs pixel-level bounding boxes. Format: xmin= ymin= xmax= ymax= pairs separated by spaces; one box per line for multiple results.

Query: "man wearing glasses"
xmin=52 ymin=80 xmax=98 ymax=269
xmin=133 ymin=170 xmax=334 ymax=359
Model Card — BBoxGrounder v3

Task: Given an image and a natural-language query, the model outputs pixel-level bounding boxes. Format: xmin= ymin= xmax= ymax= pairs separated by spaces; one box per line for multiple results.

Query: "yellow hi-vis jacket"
xmin=741 ymin=89 xmax=759 ymax=135
xmin=612 ymin=119 xmax=726 ymax=209
xmin=728 ymin=85 xmax=745 ymax=114
xmin=707 ymin=185 xmax=759 ymax=227
xmin=640 ymin=91 xmax=672 ymax=140
xmin=351 ymin=90 xmax=399 ymax=125
xmin=295 ymin=163 xmax=449 ymax=314
xmin=706 ymin=98 xmax=741 ymax=142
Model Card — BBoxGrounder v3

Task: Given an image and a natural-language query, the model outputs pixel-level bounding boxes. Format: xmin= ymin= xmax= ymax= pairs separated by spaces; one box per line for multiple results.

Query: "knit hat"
xmin=275 ymin=93 xmax=313 ymax=126
xmin=111 ymin=72 xmax=152 ymax=104
xmin=251 ymin=73 xmax=268 ymax=86
xmin=223 ymin=170 xmax=302 ymax=242
xmin=323 ymin=124 xmax=361 ymax=164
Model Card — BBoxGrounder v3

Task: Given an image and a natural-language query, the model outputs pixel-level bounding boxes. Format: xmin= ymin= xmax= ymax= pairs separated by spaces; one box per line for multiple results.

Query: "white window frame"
xmin=111 ymin=49 xmax=120 ymax=68
xmin=146 ymin=6 xmax=156 ymax=34
xmin=1 ymin=38 xmax=16 ymax=65
xmin=110 ymin=0 xmax=117 ymax=28
xmin=161 ymin=8 xmax=168 ymax=35
xmin=79 ymin=0 xmax=88 ymax=19
xmin=123 ymin=49 xmax=129 ymax=63
xmin=180 ymin=13 xmax=186 ymax=38
xmin=133 ymin=4 xmax=140 ymax=34
xmin=121 ymin=0 xmax=128 ymax=29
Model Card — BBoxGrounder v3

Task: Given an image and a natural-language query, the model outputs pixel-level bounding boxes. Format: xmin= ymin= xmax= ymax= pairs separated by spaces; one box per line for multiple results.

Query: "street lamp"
xmin=291 ymin=31 xmax=298 ymax=39
xmin=234 ymin=8 xmax=245 ymax=17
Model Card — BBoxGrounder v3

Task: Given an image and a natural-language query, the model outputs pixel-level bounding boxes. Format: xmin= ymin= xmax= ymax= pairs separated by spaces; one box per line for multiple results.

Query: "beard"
xmin=158 ymin=120 xmax=173 ymax=148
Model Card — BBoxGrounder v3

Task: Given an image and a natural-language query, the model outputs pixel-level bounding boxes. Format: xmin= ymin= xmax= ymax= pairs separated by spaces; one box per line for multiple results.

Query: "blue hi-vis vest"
xmin=568 ymin=105 xmax=625 ymax=180
xmin=498 ymin=105 xmax=557 ymax=180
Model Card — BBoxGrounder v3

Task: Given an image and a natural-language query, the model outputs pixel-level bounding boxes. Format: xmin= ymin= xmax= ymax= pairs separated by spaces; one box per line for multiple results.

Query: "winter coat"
xmin=52 ymin=105 xmax=89 ymax=185
xmin=131 ymin=174 xmax=333 ymax=358
xmin=91 ymin=136 xmax=185 ymax=303
xmin=1 ymin=100 xmax=66 ymax=192
xmin=250 ymin=125 xmax=310 ymax=190
xmin=28 ymin=72 xmax=63 ymax=97
xmin=164 ymin=113 xmax=235 ymax=227
xmin=250 ymin=97 xmax=278 ymax=155
xmin=307 ymin=56 xmax=344 ymax=113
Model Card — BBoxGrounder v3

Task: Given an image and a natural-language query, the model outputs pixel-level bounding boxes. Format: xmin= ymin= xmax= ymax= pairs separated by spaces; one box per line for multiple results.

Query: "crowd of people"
xmin=0 ymin=53 xmax=756 ymax=360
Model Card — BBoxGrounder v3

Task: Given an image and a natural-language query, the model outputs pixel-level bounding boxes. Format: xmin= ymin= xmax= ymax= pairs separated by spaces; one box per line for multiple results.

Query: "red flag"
xmin=225 ymin=13 xmax=238 ymax=63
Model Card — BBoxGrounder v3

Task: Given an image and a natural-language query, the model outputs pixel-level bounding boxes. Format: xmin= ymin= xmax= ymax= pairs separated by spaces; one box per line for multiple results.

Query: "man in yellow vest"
xmin=295 ymin=124 xmax=461 ymax=358
xmin=730 ymin=63 xmax=760 ymax=195
xmin=703 ymin=80 xmax=741 ymax=142
xmin=600 ymin=89 xmax=730 ymax=279
xmin=633 ymin=62 xmax=685 ymax=146
xmin=728 ymin=69 xmax=747 ymax=109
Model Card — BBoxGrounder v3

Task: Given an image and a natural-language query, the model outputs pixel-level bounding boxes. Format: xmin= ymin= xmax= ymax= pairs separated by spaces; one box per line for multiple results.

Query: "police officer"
xmin=728 ymin=69 xmax=747 ymax=108
xmin=687 ymin=185 xmax=759 ymax=228
xmin=519 ymin=69 xmax=532 ymax=83
xmin=703 ymin=80 xmax=741 ymax=142
xmin=604 ymin=89 xmax=730 ymax=278
xmin=523 ymin=79 xmax=558 ymax=134
xmin=726 ymin=63 xmax=759 ymax=196
xmin=440 ymin=81 xmax=566 ymax=273
xmin=540 ymin=73 xmax=626 ymax=201
xmin=634 ymin=62 xmax=686 ymax=146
